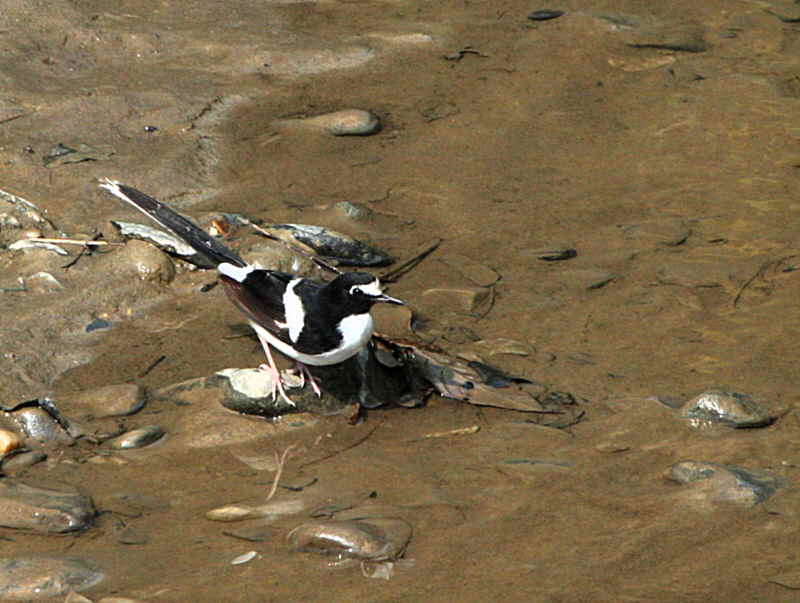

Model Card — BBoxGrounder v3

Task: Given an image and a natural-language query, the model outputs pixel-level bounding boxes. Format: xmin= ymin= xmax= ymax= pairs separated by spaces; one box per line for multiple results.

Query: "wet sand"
xmin=2 ymin=0 xmax=800 ymax=600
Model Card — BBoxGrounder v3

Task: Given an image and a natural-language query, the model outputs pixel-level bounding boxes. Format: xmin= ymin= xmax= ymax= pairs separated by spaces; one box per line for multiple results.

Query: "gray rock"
xmin=333 ymin=201 xmax=372 ymax=222
xmin=0 ymin=556 xmax=103 ymax=599
xmin=10 ymin=407 xmax=74 ymax=445
xmin=8 ymin=239 xmax=68 ymax=255
xmin=264 ymin=224 xmax=392 ymax=267
xmin=288 ymin=518 xmax=411 ymax=561
xmin=1 ymin=451 xmax=47 ymax=473
xmin=680 ymin=390 xmax=776 ymax=428
xmin=667 ymin=461 xmax=782 ymax=506
xmin=0 ymin=479 xmax=96 ymax=532
xmin=105 ymin=425 xmax=165 ymax=450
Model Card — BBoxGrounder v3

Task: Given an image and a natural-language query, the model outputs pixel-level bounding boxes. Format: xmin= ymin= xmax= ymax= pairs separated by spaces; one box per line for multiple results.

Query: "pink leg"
xmin=255 ymin=333 xmax=296 ymax=407
xmin=294 ymin=362 xmax=322 ymax=397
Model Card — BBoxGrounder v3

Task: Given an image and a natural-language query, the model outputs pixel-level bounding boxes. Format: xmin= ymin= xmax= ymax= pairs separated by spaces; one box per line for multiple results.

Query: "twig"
xmin=733 ymin=255 xmax=796 ymax=308
xmin=265 ymin=444 xmax=297 ymax=502
xmin=26 ymin=237 xmax=121 ymax=247
xmin=298 ymin=415 xmax=386 ymax=469
xmin=380 ymin=239 xmax=442 ymax=283
xmin=138 ymin=354 xmax=166 ymax=378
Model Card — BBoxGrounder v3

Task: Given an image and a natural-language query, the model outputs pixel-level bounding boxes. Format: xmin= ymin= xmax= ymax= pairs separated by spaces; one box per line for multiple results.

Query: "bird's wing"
xmin=220 ymin=269 xmax=298 ymax=344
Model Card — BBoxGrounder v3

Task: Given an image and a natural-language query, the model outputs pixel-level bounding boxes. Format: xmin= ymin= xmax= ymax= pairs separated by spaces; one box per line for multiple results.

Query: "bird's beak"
xmin=376 ymin=293 xmax=404 ymax=305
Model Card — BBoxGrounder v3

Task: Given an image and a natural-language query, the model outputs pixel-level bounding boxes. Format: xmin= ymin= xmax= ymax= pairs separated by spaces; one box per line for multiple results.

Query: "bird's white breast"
xmin=248 ymin=312 xmax=373 ymax=367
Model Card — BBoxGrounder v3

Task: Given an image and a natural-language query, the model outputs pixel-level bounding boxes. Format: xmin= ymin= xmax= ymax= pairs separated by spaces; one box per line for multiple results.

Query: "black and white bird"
xmin=99 ymin=179 xmax=403 ymax=406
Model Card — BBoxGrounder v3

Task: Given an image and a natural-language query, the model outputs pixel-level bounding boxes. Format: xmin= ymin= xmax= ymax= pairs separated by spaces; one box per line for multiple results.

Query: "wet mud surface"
xmin=3 ymin=0 xmax=800 ymax=600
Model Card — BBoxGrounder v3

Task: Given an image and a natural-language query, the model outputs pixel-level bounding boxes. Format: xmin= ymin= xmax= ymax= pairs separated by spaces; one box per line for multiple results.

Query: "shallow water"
xmin=2 ymin=0 xmax=800 ymax=600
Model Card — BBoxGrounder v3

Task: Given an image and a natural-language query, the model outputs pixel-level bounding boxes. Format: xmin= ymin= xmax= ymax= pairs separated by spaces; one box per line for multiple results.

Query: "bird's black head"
xmin=326 ymin=272 xmax=403 ymax=314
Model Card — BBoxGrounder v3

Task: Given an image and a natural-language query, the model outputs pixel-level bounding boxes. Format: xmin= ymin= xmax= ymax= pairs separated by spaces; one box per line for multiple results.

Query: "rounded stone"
xmin=288 ymin=518 xmax=411 ymax=561
xmin=303 ymin=109 xmax=381 ymax=136
xmin=0 ymin=556 xmax=103 ymax=600
xmin=105 ymin=425 xmax=165 ymax=450
xmin=115 ymin=240 xmax=175 ymax=283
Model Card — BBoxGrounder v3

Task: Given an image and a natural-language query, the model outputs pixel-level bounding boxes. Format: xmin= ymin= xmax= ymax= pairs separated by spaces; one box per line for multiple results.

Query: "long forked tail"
xmin=100 ymin=179 xmax=246 ymax=268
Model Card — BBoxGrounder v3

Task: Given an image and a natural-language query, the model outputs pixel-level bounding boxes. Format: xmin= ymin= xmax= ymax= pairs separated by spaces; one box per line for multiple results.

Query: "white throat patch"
xmin=350 ymin=279 xmax=382 ymax=297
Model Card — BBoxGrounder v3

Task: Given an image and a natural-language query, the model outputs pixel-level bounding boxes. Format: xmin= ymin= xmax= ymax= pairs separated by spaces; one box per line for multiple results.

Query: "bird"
xmin=99 ymin=179 xmax=403 ymax=406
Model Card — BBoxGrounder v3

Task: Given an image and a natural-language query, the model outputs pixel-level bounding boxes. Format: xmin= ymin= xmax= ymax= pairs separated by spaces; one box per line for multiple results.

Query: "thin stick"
xmin=380 ymin=239 xmax=442 ymax=283
xmin=265 ymin=444 xmax=297 ymax=502
xmin=26 ymin=237 xmax=121 ymax=247
xmin=298 ymin=415 xmax=385 ymax=469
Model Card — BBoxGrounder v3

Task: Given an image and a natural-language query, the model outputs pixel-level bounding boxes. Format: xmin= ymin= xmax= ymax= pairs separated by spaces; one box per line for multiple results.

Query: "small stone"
xmin=115 ymin=240 xmax=175 ymax=283
xmin=231 ymin=551 xmax=257 ymax=565
xmin=8 ymin=239 xmax=68 ymax=255
xmin=11 ymin=407 xmax=74 ymax=445
xmin=421 ymin=287 xmax=493 ymax=314
xmin=206 ymin=499 xmax=306 ymax=522
xmin=528 ymin=9 xmax=565 ymax=21
xmin=527 ymin=247 xmax=577 ymax=261
xmin=332 ymin=201 xmax=372 ymax=222
xmin=105 ymin=425 xmax=165 ymax=450
xmin=1 ymin=450 xmax=47 ymax=473
xmin=288 ymin=518 xmax=411 ymax=561
xmin=680 ymin=390 xmax=776 ymax=428
xmin=264 ymin=224 xmax=392 ymax=267
xmin=85 ymin=318 xmax=112 ymax=333
xmin=65 ymin=591 xmax=94 ymax=603
xmin=0 ymin=429 xmax=23 ymax=454
xmin=301 ymin=109 xmax=381 ymax=136
xmin=621 ymin=220 xmax=691 ymax=247
xmin=26 ymin=271 xmax=63 ymax=293
xmin=59 ymin=384 xmax=147 ymax=419
xmin=0 ymin=479 xmax=96 ymax=532
xmin=666 ymin=461 xmax=782 ymax=506
xmin=0 ymin=556 xmax=103 ymax=599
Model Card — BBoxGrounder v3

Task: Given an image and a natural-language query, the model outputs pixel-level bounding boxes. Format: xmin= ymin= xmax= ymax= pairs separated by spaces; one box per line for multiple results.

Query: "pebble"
xmin=0 ymin=429 xmax=22 ymax=454
xmin=105 ymin=425 xmax=165 ymax=450
xmin=10 ymin=407 xmax=74 ymax=445
xmin=297 ymin=109 xmax=381 ymax=136
xmin=59 ymin=384 xmax=147 ymax=419
xmin=1 ymin=450 xmax=47 ymax=473
xmin=114 ymin=240 xmax=176 ymax=283
xmin=666 ymin=461 xmax=782 ymax=507
xmin=528 ymin=9 xmax=565 ymax=21
xmin=0 ymin=556 xmax=103 ymax=600
xmin=332 ymin=201 xmax=372 ymax=222
xmin=527 ymin=247 xmax=577 ymax=261
xmin=0 ymin=479 xmax=96 ymax=532
xmin=8 ymin=239 xmax=68 ymax=255
xmin=213 ymin=368 xmax=301 ymax=416
xmin=118 ymin=526 xmax=148 ymax=545
xmin=288 ymin=518 xmax=412 ymax=561
xmin=231 ymin=551 xmax=257 ymax=565
xmin=680 ymin=390 xmax=776 ymax=429
xmin=26 ymin=271 xmax=64 ymax=293
xmin=85 ymin=317 xmax=112 ymax=333
xmin=206 ymin=498 xmax=306 ymax=522
xmin=470 ymin=338 xmax=533 ymax=357
xmin=621 ymin=219 xmax=691 ymax=247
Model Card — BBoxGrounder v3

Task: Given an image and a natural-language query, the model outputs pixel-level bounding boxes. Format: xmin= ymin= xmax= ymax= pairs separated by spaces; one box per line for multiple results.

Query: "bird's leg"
xmin=293 ymin=361 xmax=322 ymax=397
xmin=255 ymin=332 xmax=296 ymax=407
